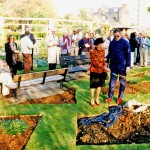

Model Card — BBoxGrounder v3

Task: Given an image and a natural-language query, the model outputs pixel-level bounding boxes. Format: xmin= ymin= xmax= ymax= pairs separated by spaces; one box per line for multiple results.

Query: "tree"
xmin=0 ymin=0 xmax=56 ymax=18
xmin=148 ymin=7 xmax=150 ymax=13
xmin=78 ymin=9 xmax=91 ymax=21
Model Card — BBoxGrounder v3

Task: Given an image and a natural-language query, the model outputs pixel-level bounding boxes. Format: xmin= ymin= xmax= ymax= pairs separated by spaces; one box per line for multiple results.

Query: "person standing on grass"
xmin=139 ymin=32 xmax=150 ymax=67
xmin=70 ymin=28 xmax=80 ymax=56
xmin=105 ymin=28 xmax=131 ymax=105
xmin=129 ymin=32 xmax=138 ymax=68
xmin=20 ymin=25 xmax=36 ymax=71
xmin=46 ymin=28 xmax=59 ymax=70
xmin=89 ymin=38 xmax=110 ymax=107
xmin=59 ymin=29 xmax=72 ymax=56
xmin=20 ymin=32 xmax=34 ymax=74
xmin=79 ymin=32 xmax=92 ymax=55
xmin=5 ymin=35 xmax=20 ymax=75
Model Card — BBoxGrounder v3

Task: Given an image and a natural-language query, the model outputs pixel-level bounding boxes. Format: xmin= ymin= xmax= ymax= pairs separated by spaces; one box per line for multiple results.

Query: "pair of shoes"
xmin=105 ymin=98 xmax=111 ymax=103
xmin=116 ymin=98 xmax=122 ymax=105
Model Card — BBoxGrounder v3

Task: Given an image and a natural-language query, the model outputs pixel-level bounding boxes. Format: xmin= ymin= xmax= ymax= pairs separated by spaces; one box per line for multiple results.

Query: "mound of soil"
xmin=0 ymin=115 xmax=41 ymax=150
xmin=102 ymin=81 xmax=150 ymax=95
xmin=77 ymin=107 xmax=150 ymax=145
xmin=21 ymin=88 xmax=76 ymax=104
xmin=129 ymin=71 xmax=150 ymax=77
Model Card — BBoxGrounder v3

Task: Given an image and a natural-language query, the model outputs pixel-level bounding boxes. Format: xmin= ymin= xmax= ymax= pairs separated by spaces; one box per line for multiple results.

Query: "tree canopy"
xmin=0 ymin=0 xmax=56 ymax=18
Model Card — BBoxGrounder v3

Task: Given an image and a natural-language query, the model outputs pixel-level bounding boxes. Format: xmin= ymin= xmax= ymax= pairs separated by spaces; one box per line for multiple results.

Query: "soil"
xmin=129 ymin=70 xmax=150 ymax=77
xmin=102 ymin=81 xmax=150 ymax=95
xmin=21 ymin=88 xmax=76 ymax=104
xmin=77 ymin=107 xmax=150 ymax=145
xmin=0 ymin=115 xmax=41 ymax=150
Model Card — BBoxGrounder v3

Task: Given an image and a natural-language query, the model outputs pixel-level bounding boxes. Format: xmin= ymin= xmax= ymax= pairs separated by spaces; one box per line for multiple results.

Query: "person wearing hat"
xmin=70 ymin=28 xmax=79 ymax=56
xmin=89 ymin=38 xmax=110 ymax=107
xmin=46 ymin=28 xmax=59 ymax=70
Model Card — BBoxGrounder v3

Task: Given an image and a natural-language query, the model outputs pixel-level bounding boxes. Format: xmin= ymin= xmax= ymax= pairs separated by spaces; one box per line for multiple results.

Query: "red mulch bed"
xmin=0 ymin=115 xmax=41 ymax=150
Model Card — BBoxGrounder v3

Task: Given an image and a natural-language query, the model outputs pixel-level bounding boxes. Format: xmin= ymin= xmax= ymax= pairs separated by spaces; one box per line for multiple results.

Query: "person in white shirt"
xmin=46 ymin=28 xmax=59 ymax=70
xmin=0 ymin=60 xmax=17 ymax=97
xmin=20 ymin=35 xmax=34 ymax=73
xmin=107 ymin=30 xmax=114 ymax=41
xmin=102 ymin=35 xmax=110 ymax=57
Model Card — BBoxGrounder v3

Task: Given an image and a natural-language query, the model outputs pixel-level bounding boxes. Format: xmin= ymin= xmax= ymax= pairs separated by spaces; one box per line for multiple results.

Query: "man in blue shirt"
xmin=139 ymin=33 xmax=150 ymax=67
xmin=105 ymin=28 xmax=131 ymax=105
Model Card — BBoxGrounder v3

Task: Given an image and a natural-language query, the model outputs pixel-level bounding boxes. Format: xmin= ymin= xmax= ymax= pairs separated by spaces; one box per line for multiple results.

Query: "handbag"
xmin=16 ymin=61 xmax=23 ymax=71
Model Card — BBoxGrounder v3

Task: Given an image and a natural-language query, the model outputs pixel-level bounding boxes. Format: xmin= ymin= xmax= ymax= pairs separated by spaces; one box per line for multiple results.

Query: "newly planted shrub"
xmin=0 ymin=119 xmax=30 ymax=135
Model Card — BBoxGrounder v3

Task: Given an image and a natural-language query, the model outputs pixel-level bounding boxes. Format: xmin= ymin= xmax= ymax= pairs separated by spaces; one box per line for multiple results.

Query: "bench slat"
xmin=13 ymin=68 xmax=67 ymax=82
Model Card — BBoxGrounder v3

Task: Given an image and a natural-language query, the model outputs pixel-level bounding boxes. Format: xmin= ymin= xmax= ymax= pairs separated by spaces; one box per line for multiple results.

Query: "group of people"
xmin=5 ymin=25 xmax=36 ymax=75
xmin=1 ymin=25 xmax=150 ymax=103
xmin=0 ymin=25 xmax=36 ymax=97
xmin=89 ymin=28 xmax=131 ymax=107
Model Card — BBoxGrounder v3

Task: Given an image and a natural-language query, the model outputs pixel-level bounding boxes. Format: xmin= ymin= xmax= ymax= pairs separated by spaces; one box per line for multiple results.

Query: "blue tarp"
xmin=79 ymin=106 xmax=123 ymax=128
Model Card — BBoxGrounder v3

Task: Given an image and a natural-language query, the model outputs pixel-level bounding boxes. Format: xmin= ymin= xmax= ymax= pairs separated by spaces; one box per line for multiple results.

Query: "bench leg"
xmin=13 ymin=89 xmax=18 ymax=99
xmin=60 ymin=80 xmax=63 ymax=89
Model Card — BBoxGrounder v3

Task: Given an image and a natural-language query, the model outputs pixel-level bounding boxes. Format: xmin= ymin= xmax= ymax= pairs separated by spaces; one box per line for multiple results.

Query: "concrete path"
xmin=1 ymin=72 xmax=89 ymax=104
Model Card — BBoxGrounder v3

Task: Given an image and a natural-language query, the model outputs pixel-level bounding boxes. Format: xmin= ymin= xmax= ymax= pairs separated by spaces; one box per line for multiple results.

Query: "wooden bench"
xmin=60 ymin=55 xmax=90 ymax=73
xmin=12 ymin=68 xmax=68 ymax=98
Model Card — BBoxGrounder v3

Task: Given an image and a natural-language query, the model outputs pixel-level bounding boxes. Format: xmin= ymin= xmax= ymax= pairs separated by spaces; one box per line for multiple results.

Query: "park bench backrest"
xmin=60 ymin=55 xmax=90 ymax=67
xmin=13 ymin=68 xmax=67 ymax=82
xmin=13 ymin=68 xmax=68 ymax=89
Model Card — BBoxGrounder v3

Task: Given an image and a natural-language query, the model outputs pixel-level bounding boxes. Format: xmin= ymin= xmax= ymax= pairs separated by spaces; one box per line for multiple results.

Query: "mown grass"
xmin=0 ymin=66 xmax=150 ymax=149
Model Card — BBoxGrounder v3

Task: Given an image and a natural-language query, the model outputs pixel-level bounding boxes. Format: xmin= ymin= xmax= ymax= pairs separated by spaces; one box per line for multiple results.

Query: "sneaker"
xmin=116 ymin=98 xmax=122 ymax=105
xmin=105 ymin=98 xmax=111 ymax=103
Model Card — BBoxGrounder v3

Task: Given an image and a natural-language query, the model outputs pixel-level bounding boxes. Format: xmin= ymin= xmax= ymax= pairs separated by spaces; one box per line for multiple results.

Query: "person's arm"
xmin=59 ymin=38 xmax=66 ymax=47
xmin=5 ymin=43 xmax=13 ymax=66
xmin=125 ymin=41 xmax=131 ymax=72
xmin=31 ymin=34 xmax=36 ymax=44
xmin=144 ymin=38 xmax=150 ymax=47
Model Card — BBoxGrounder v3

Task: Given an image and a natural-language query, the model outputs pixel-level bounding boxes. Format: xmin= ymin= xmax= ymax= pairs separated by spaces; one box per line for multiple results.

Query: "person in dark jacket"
xmin=129 ymin=32 xmax=138 ymax=67
xmin=105 ymin=28 xmax=131 ymax=105
xmin=79 ymin=32 xmax=92 ymax=55
xmin=5 ymin=35 xmax=20 ymax=75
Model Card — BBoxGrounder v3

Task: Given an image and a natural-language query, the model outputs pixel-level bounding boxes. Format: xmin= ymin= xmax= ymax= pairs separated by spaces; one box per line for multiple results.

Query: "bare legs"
xmin=90 ymin=87 xmax=101 ymax=106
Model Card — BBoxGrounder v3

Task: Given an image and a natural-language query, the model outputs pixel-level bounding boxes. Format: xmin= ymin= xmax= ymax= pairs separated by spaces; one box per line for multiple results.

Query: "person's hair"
xmin=84 ymin=32 xmax=89 ymax=36
xmin=7 ymin=35 xmax=15 ymax=42
xmin=24 ymin=25 xmax=29 ymax=29
xmin=130 ymin=32 xmax=136 ymax=38
xmin=113 ymin=28 xmax=121 ymax=33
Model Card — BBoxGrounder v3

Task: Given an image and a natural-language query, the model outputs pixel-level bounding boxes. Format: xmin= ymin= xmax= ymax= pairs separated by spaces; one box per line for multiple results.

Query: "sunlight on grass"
xmin=0 ymin=66 xmax=150 ymax=149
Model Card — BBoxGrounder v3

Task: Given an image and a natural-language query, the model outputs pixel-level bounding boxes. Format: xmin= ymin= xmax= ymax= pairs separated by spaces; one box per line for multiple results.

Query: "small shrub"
xmin=0 ymin=119 xmax=30 ymax=135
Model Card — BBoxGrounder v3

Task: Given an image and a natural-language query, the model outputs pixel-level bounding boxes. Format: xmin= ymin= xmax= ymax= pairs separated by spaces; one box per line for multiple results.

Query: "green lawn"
xmin=0 ymin=66 xmax=150 ymax=150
